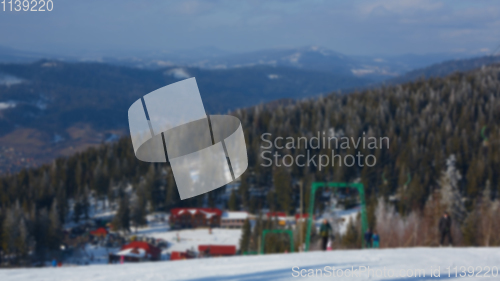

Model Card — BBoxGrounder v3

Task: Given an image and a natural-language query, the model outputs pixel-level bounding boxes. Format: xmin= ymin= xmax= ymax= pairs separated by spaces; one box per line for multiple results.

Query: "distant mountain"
xmin=189 ymin=46 xmax=354 ymax=74
xmin=0 ymin=45 xmax=59 ymax=63
xmin=387 ymin=55 xmax=500 ymax=84
xmin=124 ymin=46 xmax=470 ymax=82
xmin=0 ymin=45 xmax=473 ymax=82
xmin=0 ymin=60 xmax=370 ymax=173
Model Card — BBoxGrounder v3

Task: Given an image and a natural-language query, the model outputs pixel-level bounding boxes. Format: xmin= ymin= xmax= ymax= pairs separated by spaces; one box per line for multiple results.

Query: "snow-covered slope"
xmin=2 ymin=247 xmax=499 ymax=281
xmin=143 ymin=228 xmax=242 ymax=253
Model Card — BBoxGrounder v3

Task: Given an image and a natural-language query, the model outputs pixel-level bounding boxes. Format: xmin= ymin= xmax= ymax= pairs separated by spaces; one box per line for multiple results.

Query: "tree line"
xmin=2 ymin=64 xmax=500 ymax=264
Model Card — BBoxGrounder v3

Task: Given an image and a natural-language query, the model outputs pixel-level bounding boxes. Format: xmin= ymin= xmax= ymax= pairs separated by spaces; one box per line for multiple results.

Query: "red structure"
xmin=170 ymin=251 xmax=186 ymax=261
xmin=266 ymin=212 xmax=286 ymax=218
xmin=89 ymin=227 xmax=108 ymax=237
xmin=294 ymin=214 xmax=309 ymax=220
xmin=266 ymin=211 xmax=287 ymax=226
xmin=120 ymin=241 xmax=161 ymax=261
xmin=198 ymin=245 xmax=236 ymax=257
xmin=169 ymin=208 xmax=222 ymax=228
xmin=170 ymin=250 xmax=197 ymax=261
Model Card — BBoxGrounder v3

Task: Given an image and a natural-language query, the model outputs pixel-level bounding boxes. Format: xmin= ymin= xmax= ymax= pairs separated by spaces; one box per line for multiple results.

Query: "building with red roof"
xmin=266 ymin=212 xmax=286 ymax=218
xmin=89 ymin=227 xmax=108 ymax=237
xmin=221 ymin=211 xmax=254 ymax=228
xmin=109 ymin=241 xmax=161 ymax=262
xmin=169 ymin=208 xmax=222 ymax=228
xmin=295 ymin=214 xmax=310 ymax=220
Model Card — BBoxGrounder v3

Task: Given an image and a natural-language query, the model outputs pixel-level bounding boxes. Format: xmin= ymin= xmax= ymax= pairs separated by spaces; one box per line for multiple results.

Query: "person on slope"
xmin=364 ymin=228 xmax=373 ymax=248
xmin=319 ymin=219 xmax=332 ymax=251
xmin=372 ymin=232 xmax=380 ymax=248
xmin=439 ymin=212 xmax=453 ymax=246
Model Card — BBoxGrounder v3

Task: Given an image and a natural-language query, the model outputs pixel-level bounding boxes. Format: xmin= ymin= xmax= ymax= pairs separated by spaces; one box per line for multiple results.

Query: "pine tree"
xmin=462 ymin=207 xmax=478 ymax=246
xmin=48 ymin=200 xmax=61 ymax=249
xmin=107 ymin=181 xmax=116 ymax=208
xmin=144 ymin=164 xmax=156 ymax=211
xmin=0 ymin=208 xmax=3 ymax=259
xmin=33 ymin=208 xmax=50 ymax=262
xmin=82 ymin=185 xmax=90 ymax=220
xmin=56 ymin=184 xmax=67 ymax=224
xmin=341 ymin=217 xmax=360 ymax=248
xmin=132 ymin=185 xmax=147 ymax=231
xmin=251 ymin=215 xmax=263 ymax=252
xmin=113 ymin=194 xmax=130 ymax=232
xmin=273 ymin=167 xmax=292 ymax=214
xmin=228 ymin=190 xmax=238 ymax=211
xmin=239 ymin=219 xmax=251 ymax=253
xmin=73 ymin=201 xmax=82 ymax=223
xmin=17 ymin=218 xmax=29 ymax=262
xmin=2 ymin=208 xmax=18 ymax=255
xmin=479 ymin=181 xmax=494 ymax=246
xmin=239 ymin=174 xmax=249 ymax=210
xmin=165 ymin=168 xmax=178 ymax=209
xmin=439 ymin=155 xmax=466 ymax=223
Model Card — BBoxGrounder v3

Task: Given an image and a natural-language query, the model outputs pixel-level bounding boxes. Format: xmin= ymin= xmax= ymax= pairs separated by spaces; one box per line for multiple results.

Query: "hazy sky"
xmin=1 ymin=0 xmax=500 ymax=56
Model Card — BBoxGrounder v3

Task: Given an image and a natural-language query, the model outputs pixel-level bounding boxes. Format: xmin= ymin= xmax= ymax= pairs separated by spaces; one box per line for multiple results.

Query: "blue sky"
xmin=1 ymin=0 xmax=499 ymax=56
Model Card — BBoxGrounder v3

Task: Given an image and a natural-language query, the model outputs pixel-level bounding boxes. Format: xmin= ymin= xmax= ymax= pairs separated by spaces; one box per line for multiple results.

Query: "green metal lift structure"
xmin=305 ymin=182 xmax=368 ymax=251
xmin=260 ymin=229 xmax=294 ymax=254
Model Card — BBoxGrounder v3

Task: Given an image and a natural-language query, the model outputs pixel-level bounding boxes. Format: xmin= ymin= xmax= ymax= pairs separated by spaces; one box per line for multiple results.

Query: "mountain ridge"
xmin=0 ymin=60 xmax=370 ymax=173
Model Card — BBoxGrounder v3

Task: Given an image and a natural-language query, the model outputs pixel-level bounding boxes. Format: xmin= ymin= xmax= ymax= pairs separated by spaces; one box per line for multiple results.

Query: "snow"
xmin=0 ymin=74 xmax=23 ymax=86
xmin=67 ymin=244 xmax=120 ymax=265
xmin=165 ymin=68 xmax=191 ymax=79
xmin=1 ymin=247 xmax=500 ymax=280
xmin=144 ymin=228 xmax=242 ymax=253
xmin=0 ymin=101 xmax=16 ymax=110
xmin=222 ymin=211 xmax=249 ymax=220
xmin=116 ymin=248 xmax=146 ymax=258
xmin=131 ymin=213 xmax=241 ymax=254
xmin=334 ymin=207 xmax=360 ymax=235
xmin=317 ymin=207 xmax=360 ymax=235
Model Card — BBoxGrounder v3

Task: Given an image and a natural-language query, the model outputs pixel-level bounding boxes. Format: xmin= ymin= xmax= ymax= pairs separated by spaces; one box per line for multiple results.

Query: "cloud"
xmin=359 ymin=0 xmax=444 ymax=15
xmin=1 ymin=0 xmax=500 ymax=56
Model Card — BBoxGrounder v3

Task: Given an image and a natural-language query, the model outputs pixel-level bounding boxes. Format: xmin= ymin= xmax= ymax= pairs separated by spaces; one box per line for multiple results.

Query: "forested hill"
xmin=1 ymin=64 xmax=500 ymax=260
xmin=388 ymin=55 xmax=500 ymax=85
xmin=0 ymin=60 xmax=369 ymax=173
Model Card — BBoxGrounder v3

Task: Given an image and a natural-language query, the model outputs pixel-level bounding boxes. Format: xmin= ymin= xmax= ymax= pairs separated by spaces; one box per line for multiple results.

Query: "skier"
xmin=439 ymin=212 xmax=453 ymax=246
xmin=372 ymin=232 xmax=380 ymax=248
xmin=364 ymin=228 xmax=373 ymax=248
xmin=319 ymin=219 xmax=332 ymax=251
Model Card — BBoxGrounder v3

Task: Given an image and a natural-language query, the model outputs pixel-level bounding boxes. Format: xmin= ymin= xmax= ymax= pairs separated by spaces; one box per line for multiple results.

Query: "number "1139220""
xmin=2 ymin=0 xmax=53 ymax=11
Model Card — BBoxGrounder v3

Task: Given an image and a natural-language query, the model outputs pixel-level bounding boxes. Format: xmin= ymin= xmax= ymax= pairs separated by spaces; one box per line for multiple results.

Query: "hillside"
xmin=0 ymin=53 xmax=494 ymax=174
xmin=388 ymin=55 xmax=500 ymax=84
xmin=0 ymin=248 xmax=498 ymax=280
xmin=1 ymin=63 xmax=500 ymax=264
xmin=180 ymin=46 xmax=469 ymax=82
xmin=0 ymin=60 xmax=369 ymax=173
xmin=0 ymin=45 xmax=467 ymax=82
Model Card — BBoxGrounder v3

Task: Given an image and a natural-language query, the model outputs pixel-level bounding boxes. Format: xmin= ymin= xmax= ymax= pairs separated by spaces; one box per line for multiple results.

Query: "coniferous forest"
xmin=2 ymin=64 xmax=500 ymax=264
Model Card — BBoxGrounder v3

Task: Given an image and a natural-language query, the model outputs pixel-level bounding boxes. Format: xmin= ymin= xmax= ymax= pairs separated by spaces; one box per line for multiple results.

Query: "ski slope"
xmin=145 ymin=228 xmax=242 ymax=253
xmin=1 ymin=247 xmax=499 ymax=281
